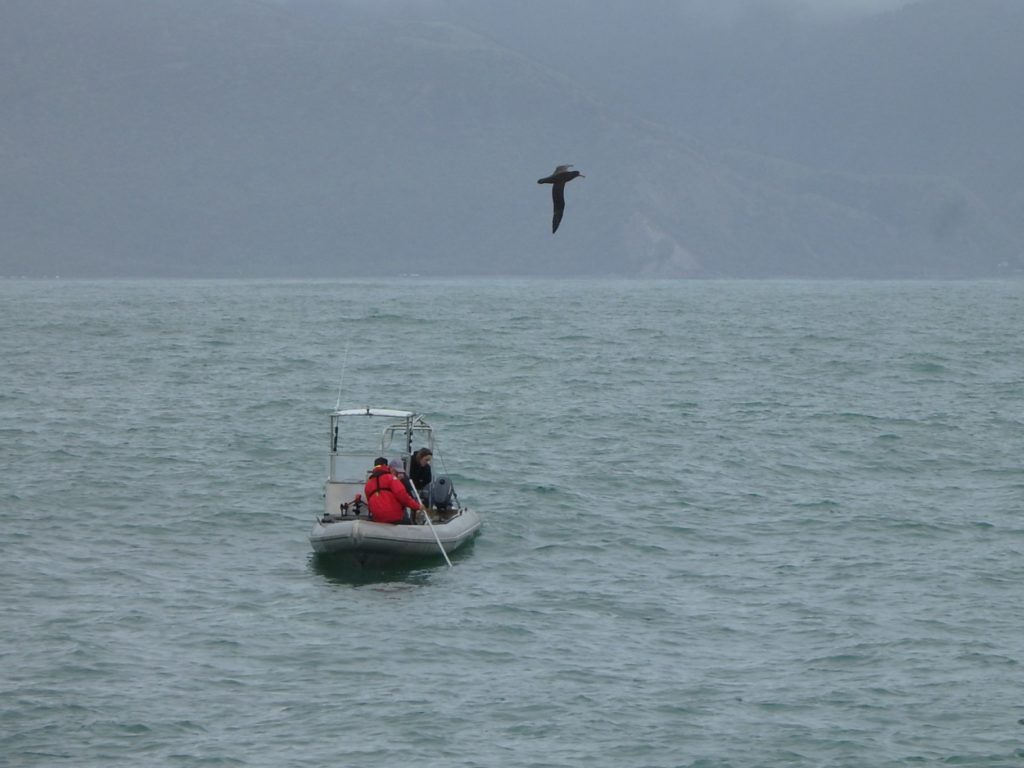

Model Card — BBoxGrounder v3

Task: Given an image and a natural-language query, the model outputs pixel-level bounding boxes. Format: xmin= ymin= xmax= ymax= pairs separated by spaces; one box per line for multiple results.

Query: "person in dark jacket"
xmin=409 ymin=448 xmax=433 ymax=493
xmin=364 ymin=457 xmax=421 ymax=525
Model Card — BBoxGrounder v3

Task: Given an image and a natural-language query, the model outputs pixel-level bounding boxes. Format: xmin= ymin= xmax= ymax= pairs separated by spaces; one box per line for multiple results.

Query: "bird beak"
xmin=580 ymin=174 xmax=586 ymax=178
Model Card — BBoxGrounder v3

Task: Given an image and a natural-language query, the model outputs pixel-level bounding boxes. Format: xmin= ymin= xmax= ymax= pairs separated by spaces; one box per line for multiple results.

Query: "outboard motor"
xmin=426 ymin=478 xmax=455 ymax=510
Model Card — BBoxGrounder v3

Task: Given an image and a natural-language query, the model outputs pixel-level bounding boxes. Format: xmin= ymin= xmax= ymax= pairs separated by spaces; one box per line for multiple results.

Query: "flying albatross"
xmin=537 ymin=165 xmax=585 ymax=233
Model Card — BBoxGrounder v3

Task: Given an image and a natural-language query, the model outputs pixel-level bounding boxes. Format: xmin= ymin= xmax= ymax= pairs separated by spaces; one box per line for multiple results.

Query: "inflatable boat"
xmin=309 ymin=407 xmax=481 ymax=565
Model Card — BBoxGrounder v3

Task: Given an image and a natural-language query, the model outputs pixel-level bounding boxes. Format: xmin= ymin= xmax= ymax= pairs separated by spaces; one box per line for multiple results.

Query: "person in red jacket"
xmin=364 ymin=457 xmax=422 ymax=525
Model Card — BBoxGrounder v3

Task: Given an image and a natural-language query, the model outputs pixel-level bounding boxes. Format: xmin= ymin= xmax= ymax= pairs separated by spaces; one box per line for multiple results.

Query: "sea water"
xmin=1 ymin=278 xmax=1022 ymax=767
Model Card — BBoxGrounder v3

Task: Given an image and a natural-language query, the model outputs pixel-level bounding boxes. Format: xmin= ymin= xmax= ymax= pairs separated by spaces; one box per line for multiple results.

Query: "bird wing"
xmin=551 ymin=182 xmax=566 ymax=233
xmin=553 ymin=164 xmax=573 ymax=174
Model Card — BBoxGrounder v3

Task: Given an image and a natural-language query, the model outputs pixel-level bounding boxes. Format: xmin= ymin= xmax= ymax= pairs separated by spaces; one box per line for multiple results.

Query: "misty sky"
xmin=682 ymin=0 xmax=917 ymax=22
xmin=781 ymin=0 xmax=914 ymax=10
xmin=2 ymin=0 xmax=1019 ymax=279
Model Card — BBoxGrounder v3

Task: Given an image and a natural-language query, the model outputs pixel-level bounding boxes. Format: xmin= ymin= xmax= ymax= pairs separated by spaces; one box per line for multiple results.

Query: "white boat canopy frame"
xmin=327 ymin=407 xmax=436 ymax=484
xmin=332 ymin=407 xmax=415 ymax=419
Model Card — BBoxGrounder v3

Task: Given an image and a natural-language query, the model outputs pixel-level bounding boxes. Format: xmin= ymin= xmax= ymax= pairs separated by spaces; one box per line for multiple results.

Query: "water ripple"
xmin=2 ymin=279 xmax=1023 ymax=767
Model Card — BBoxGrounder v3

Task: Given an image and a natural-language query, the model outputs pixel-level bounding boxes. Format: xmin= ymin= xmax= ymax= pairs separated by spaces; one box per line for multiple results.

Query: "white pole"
xmin=411 ymin=484 xmax=452 ymax=568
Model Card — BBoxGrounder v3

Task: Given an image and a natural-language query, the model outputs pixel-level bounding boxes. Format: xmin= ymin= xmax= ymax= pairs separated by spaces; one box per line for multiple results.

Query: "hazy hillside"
xmin=1 ymin=0 xmax=1020 ymax=277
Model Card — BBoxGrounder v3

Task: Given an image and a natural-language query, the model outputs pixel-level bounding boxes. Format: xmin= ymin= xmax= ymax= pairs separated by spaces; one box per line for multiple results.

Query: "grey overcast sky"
xmin=3 ymin=0 xmax=1020 ymax=278
xmin=797 ymin=0 xmax=915 ymax=15
xmin=689 ymin=0 xmax=916 ymax=19
xmin=783 ymin=0 xmax=914 ymax=8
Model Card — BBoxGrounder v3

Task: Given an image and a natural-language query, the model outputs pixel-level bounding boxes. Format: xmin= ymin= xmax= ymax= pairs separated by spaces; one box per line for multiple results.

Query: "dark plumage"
xmin=537 ymin=164 xmax=584 ymax=233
